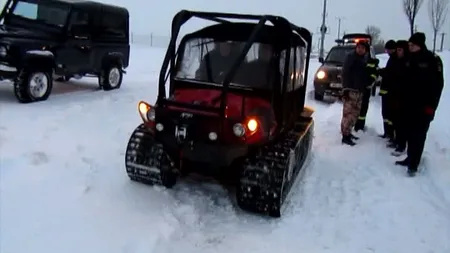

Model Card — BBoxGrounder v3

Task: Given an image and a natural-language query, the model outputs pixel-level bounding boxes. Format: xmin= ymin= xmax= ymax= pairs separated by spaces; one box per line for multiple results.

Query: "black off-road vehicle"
xmin=125 ymin=10 xmax=315 ymax=217
xmin=313 ymin=33 xmax=377 ymax=100
xmin=0 ymin=0 xmax=129 ymax=103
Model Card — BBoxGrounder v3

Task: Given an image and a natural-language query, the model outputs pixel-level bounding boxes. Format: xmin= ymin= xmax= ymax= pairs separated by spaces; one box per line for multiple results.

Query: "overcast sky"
xmin=105 ymin=0 xmax=449 ymax=50
xmin=1 ymin=0 xmax=448 ymax=49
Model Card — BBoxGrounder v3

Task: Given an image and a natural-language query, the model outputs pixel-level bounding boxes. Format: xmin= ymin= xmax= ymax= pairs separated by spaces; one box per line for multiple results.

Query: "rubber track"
xmin=237 ymin=128 xmax=311 ymax=217
xmin=125 ymin=124 xmax=176 ymax=187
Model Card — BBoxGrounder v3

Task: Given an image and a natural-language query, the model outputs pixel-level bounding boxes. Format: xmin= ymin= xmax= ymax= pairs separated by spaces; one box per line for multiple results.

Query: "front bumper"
xmin=155 ymin=130 xmax=247 ymax=167
xmin=313 ymin=79 xmax=344 ymax=96
xmin=0 ymin=62 xmax=18 ymax=80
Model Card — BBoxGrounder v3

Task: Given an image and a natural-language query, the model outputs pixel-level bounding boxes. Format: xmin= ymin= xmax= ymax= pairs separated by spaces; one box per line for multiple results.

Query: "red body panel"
xmin=172 ymin=89 xmax=272 ymax=118
xmin=170 ymin=88 xmax=277 ymax=143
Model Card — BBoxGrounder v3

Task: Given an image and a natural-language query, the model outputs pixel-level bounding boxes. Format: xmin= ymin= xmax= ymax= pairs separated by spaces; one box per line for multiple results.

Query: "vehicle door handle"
xmin=77 ymin=45 xmax=90 ymax=51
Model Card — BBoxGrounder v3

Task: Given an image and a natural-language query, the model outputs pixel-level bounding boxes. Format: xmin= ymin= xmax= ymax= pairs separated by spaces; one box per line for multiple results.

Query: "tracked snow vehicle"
xmin=125 ymin=10 xmax=314 ymax=217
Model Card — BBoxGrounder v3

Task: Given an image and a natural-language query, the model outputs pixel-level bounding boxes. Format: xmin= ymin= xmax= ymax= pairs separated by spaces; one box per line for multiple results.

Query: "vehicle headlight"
xmin=316 ymin=70 xmax=326 ymax=79
xmin=0 ymin=46 xmax=7 ymax=57
xmin=147 ymin=107 xmax=156 ymax=121
xmin=233 ymin=123 xmax=245 ymax=137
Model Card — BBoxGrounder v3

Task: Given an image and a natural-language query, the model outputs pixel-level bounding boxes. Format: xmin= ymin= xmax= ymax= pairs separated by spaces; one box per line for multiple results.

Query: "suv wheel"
xmin=99 ymin=63 xmax=123 ymax=91
xmin=14 ymin=69 xmax=53 ymax=103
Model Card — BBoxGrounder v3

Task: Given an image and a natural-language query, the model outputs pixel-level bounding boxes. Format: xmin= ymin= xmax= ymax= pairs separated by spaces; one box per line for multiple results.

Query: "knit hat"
xmin=408 ymin=32 xmax=426 ymax=48
xmin=385 ymin=40 xmax=396 ymax=50
xmin=395 ymin=40 xmax=408 ymax=50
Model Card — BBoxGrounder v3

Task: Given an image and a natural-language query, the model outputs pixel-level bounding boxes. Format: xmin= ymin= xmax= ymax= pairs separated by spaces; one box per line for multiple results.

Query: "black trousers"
xmin=406 ymin=117 xmax=431 ymax=170
xmin=381 ymin=95 xmax=394 ymax=137
xmin=392 ymin=101 xmax=407 ymax=150
xmin=354 ymin=89 xmax=371 ymax=130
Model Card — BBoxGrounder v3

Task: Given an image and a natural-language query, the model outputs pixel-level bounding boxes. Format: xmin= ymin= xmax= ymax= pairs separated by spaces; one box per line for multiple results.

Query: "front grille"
xmin=326 ymin=69 xmax=342 ymax=83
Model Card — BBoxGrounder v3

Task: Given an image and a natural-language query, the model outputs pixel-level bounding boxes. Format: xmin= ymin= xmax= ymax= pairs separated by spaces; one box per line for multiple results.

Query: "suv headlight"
xmin=316 ymin=70 xmax=326 ymax=79
xmin=0 ymin=46 xmax=7 ymax=57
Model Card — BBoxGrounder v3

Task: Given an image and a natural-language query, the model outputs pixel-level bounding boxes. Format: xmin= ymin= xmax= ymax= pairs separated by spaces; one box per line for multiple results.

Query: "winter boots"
xmin=342 ymin=134 xmax=359 ymax=146
xmin=394 ymin=157 xmax=417 ymax=177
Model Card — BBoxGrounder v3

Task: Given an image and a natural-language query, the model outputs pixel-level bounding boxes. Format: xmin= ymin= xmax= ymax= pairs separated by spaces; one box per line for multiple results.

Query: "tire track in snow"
xmin=150 ymin=178 xmax=282 ymax=252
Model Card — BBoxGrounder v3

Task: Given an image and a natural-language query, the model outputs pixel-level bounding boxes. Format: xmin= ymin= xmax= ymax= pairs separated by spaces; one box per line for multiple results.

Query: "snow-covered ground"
xmin=0 ymin=46 xmax=449 ymax=253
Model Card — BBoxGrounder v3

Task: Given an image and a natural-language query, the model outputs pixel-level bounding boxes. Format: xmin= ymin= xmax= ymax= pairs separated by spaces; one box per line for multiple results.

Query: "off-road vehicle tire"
xmin=99 ymin=62 xmax=123 ymax=91
xmin=14 ymin=68 xmax=53 ymax=103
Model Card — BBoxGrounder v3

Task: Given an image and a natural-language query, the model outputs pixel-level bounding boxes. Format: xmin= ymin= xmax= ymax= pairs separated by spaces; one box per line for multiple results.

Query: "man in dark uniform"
xmin=354 ymin=56 xmax=380 ymax=132
xmin=395 ymin=32 xmax=444 ymax=176
xmin=340 ymin=41 xmax=373 ymax=145
xmin=378 ymin=40 xmax=397 ymax=144
xmin=390 ymin=40 xmax=410 ymax=156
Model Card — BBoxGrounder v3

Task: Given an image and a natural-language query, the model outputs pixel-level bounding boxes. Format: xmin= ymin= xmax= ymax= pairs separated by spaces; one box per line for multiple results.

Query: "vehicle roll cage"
xmin=157 ymin=10 xmax=312 ymax=119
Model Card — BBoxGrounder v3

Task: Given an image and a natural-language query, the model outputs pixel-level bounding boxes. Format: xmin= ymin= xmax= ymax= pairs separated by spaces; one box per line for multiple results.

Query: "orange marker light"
xmin=138 ymin=101 xmax=150 ymax=115
xmin=138 ymin=101 xmax=151 ymax=122
xmin=247 ymin=119 xmax=258 ymax=132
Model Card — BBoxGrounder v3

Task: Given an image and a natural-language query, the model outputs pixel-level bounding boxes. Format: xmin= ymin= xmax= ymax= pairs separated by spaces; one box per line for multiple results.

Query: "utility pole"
xmin=319 ymin=0 xmax=328 ymax=59
xmin=336 ymin=16 xmax=345 ymax=39
xmin=440 ymin=33 xmax=446 ymax=51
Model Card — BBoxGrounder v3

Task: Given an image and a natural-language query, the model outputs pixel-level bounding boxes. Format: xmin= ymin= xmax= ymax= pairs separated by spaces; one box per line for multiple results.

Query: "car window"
xmin=100 ymin=12 xmax=126 ymax=38
xmin=10 ymin=0 xmax=70 ymax=27
xmin=13 ymin=2 xmax=37 ymax=18
xmin=175 ymin=38 xmax=276 ymax=90
xmin=325 ymin=47 xmax=354 ymax=63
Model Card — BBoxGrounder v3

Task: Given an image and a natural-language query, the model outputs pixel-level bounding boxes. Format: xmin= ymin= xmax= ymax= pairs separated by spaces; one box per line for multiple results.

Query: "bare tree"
xmin=403 ymin=0 xmax=425 ymax=36
xmin=365 ymin=25 xmax=381 ymax=42
xmin=428 ymin=0 xmax=448 ymax=52
xmin=365 ymin=25 xmax=386 ymax=54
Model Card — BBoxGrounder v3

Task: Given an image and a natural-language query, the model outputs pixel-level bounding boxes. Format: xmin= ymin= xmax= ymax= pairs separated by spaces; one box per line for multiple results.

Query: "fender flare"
xmin=23 ymin=50 xmax=55 ymax=72
xmin=101 ymin=52 xmax=125 ymax=73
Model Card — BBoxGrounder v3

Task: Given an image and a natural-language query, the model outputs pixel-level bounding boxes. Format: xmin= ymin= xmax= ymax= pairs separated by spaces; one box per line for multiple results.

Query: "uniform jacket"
xmin=405 ymin=49 xmax=444 ymax=119
xmin=379 ymin=52 xmax=396 ymax=96
xmin=389 ymin=56 xmax=409 ymax=104
xmin=366 ymin=58 xmax=380 ymax=86
xmin=342 ymin=52 xmax=370 ymax=92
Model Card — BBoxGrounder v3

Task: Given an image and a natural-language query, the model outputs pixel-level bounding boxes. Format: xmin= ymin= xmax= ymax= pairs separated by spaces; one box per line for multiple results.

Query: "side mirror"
xmin=319 ymin=57 xmax=324 ymax=63
xmin=70 ymin=24 xmax=89 ymax=38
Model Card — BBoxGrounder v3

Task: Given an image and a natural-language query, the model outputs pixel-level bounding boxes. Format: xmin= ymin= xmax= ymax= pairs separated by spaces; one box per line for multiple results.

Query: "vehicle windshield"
xmin=175 ymin=38 xmax=278 ymax=90
xmin=325 ymin=46 xmax=354 ymax=63
xmin=5 ymin=0 xmax=70 ymax=27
